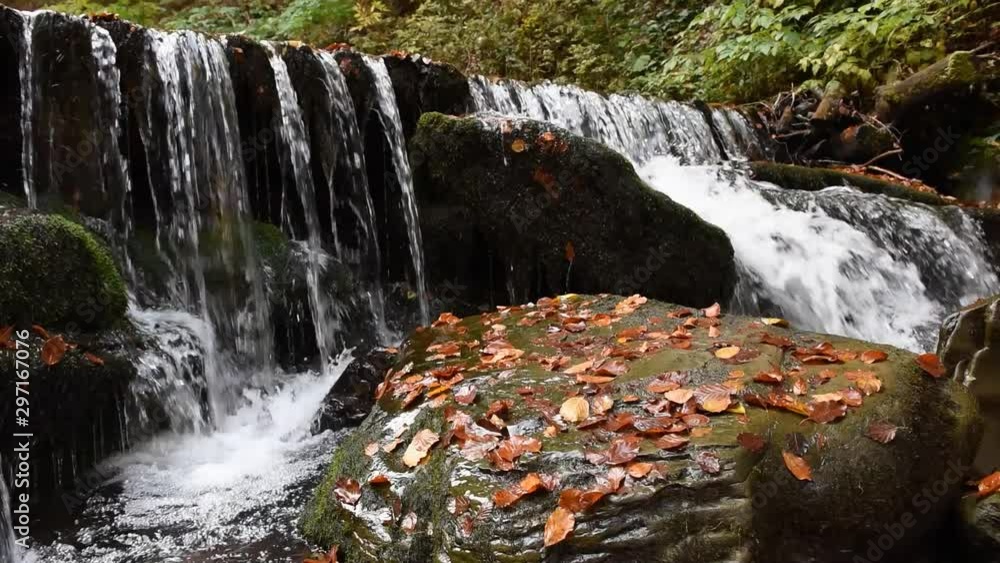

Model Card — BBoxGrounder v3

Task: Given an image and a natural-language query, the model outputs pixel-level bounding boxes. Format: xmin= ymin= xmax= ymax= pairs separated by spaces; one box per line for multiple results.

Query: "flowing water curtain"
xmin=16 ymin=11 xmax=36 ymax=209
xmin=315 ymin=50 xmax=390 ymax=340
xmin=365 ymin=56 xmax=430 ymax=325
xmin=133 ymin=30 xmax=273 ymax=421
xmin=265 ymin=42 xmax=339 ymax=368
xmin=0 ymin=458 xmax=17 ymax=563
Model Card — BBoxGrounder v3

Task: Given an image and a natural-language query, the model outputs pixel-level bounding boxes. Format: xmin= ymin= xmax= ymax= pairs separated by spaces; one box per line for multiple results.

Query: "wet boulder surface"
xmin=302 ymin=294 xmax=979 ymax=563
xmin=410 ymin=113 xmax=738 ymax=315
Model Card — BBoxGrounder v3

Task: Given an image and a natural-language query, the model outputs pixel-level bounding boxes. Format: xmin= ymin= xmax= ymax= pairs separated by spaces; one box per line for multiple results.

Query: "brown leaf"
xmin=511 ymin=138 xmax=528 ymax=153
xmin=866 ymin=421 xmax=899 ymax=444
xmin=558 ymin=489 xmax=607 ymax=513
xmin=917 ymin=353 xmax=946 ymax=378
xmin=694 ymin=383 xmax=732 ymax=413
xmin=695 ymin=451 xmax=722 ymax=475
xmin=364 ymin=442 xmax=379 ymax=457
xmin=978 ymin=472 xmax=1000 ymax=499
xmin=432 ymin=312 xmax=462 ymax=328
xmin=402 ymin=429 xmax=440 ymax=467
xmin=369 ymin=474 xmax=391 ymax=486
xmin=591 ymin=394 xmax=614 ymax=416
xmin=754 ymin=370 xmax=784 ymax=384
xmin=627 ymin=462 xmax=654 ymax=479
xmin=84 ymin=352 xmax=105 ymax=366
xmin=861 ymin=350 xmax=888 ymax=364
xmin=782 ymin=451 xmax=813 ymax=481
xmin=664 ymin=388 xmax=694 ymax=404
xmin=544 ymin=507 xmax=575 ymax=547
xmin=560 ymin=397 xmax=590 ymax=423
xmin=0 ymin=326 xmax=13 ymax=346
xmin=565 ymin=241 xmax=575 ymax=262
xmin=455 ymin=386 xmax=477 ymax=405
xmin=703 ymin=303 xmax=722 ymax=318
xmin=737 ymin=432 xmax=767 ymax=454
xmin=564 ymin=360 xmax=595 ymax=375
xmin=655 ymin=435 xmax=690 ymax=451
xmin=42 ymin=336 xmax=68 ymax=367
xmin=334 ymin=477 xmax=361 ymax=505
xmin=807 ymin=400 xmax=847 ymax=424
xmin=604 ymin=436 xmax=641 ymax=465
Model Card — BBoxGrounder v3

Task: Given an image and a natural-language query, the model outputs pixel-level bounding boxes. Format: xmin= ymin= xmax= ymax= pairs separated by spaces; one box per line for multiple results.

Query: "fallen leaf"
xmin=369 ymin=474 xmax=391 ymax=486
xmin=334 ymin=477 xmax=361 ymax=505
xmin=565 ymin=241 xmax=575 ymax=262
xmin=432 ymin=313 xmax=462 ymax=328
xmin=591 ymin=394 xmax=614 ymax=416
xmin=715 ymin=346 xmax=741 ymax=360
xmin=42 ymin=336 xmax=68 ymax=367
xmin=455 ymin=386 xmax=477 ymax=405
xmin=364 ymin=442 xmax=379 ymax=457
xmin=695 ymin=451 xmax=721 ymax=474
xmin=31 ymin=324 xmax=50 ymax=339
xmin=917 ymin=353 xmax=946 ymax=379
xmin=866 ymin=421 xmax=899 ymax=444
xmin=544 ymin=507 xmax=575 ymax=547
xmin=782 ymin=451 xmax=813 ymax=481
xmin=511 ymin=139 xmax=528 ymax=153
xmin=559 ymin=488 xmax=607 ymax=513
xmin=754 ymin=370 xmax=784 ymax=384
xmin=0 ymin=326 xmax=12 ymax=345
xmin=627 ymin=462 xmax=654 ymax=479
xmin=402 ymin=429 xmax=440 ymax=467
xmin=655 ymin=435 xmax=690 ymax=451
xmin=807 ymin=400 xmax=847 ymax=424
xmin=694 ymin=383 xmax=732 ymax=413
xmin=737 ymin=432 xmax=767 ymax=454
xmin=564 ymin=360 xmax=595 ymax=375
xmin=401 ymin=512 xmax=418 ymax=534
xmin=664 ymin=388 xmax=694 ymax=404
xmin=861 ymin=350 xmax=889 ymax=364
xmin=560 ymin=397 xmax=590 ymax=423
xmin=761 ymin=318 xmax=790 ymax=328
xmin=978 ymin=472 xmax=1000 ymax=499
xmin=84 ymin=352 xmax=105 ymax=366
xmin=703 ymin=303 xmax=722 ymax=318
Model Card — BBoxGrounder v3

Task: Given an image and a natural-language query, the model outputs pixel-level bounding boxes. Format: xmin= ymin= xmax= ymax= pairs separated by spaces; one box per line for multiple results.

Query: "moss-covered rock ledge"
xmin=750 ymin=161 xmax=951 ymax=206
xmin=0 ymin=211 xmax=128 ymax=330
xmin=411 ymin=113 xmax=737 ymax=315
xmin=302 ymin=294 xmax=980 ymax=562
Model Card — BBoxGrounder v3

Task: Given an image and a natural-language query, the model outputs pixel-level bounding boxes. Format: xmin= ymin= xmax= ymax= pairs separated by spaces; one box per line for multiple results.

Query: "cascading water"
xmin=470 ymin=76 xmax=998 ymax=351
xmin=266 ymin=43 xmax=338 ymax=368
xmin=365 ymin=56 xmax=430 ymax=324
xmin=1 ymin=461 xmax=18 ymax=563
xmin=16 ymin=11 xmax=37 ymax=209
xmin=315 ymin=51 xmax=389 ymax=340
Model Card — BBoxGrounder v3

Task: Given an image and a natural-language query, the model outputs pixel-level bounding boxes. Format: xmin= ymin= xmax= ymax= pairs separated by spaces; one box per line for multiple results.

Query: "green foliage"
xmin=30 ymin=0 xmax=993 ymax=102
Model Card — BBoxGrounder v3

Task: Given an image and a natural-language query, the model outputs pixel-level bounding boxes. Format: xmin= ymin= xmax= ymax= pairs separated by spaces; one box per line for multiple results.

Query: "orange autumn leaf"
xmin=714 ymin=346 xmax=741 ymax=360
xmin=84 ymin=352 xmax=105 ymax=366
xmin=737 ymin=432 xmax=766 ymax=454
xmin=369 ymin=474 xmax=391 ymax=486
xmin=664 ymin=388 xmax=694 ymax=404
xmin=511 ymin=138 xmax=528 ymax=153
xmin=432 ymin=313 xmax=462 ymax=328
xmin=978 ymin=472 xmax=1000 ymax=499
xmin=544 ymin=507 xmax=575 ymax=547
xmin=558 ymin=488 xmax=607 ymax=513
xmin=807 ymin=400 xmax=847 ymax=424
xmin=565 ymin=241 xmax=575 ymax=262
xmin=782 ymin=451 xmax=813 ymax=481
xmin=626 ymin=462 xmax=654 ymax=479
xmin=861 ymin=350 xmax=888 ymax=364
xmin=694 ymin=383 xmax=732 ymax=413
xmin=564 ymin=360 xmax=594 ymax=375
xmin=42 ymin=336 xmax=68 ymax=367
xmin=917 ymin=353 xmax=946 ymax=379
xmin=402 ymin=429 xmax=440 ymax=467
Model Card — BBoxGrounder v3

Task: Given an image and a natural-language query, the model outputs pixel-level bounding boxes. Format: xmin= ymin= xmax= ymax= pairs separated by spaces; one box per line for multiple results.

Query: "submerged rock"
xmin=0 ymin=212 xmax=127 ymax=330
xmin=410 ymin=113 xmax=737 ymax=314
xmin=302 ymin=295 xmax=979 ymax=563
xmin=939 ymin=295 xmax=1000 ymax=474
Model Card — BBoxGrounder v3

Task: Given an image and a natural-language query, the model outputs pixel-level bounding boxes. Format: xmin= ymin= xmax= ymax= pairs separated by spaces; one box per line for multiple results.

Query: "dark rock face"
xmin=313 ymin=348 xmax=396 ymax=433
xmin=302 ymin=295 xmax=980 ymax=563
xmin=964 ymin=495 xmax=1000 ymax=563
xmin=0 ymin=324 xmax=137 ymax=510
xmin=410 ymin=113 xmax=737 ymax=313
xmin=939 ymin=295 xmax=1000 ymax=474
xmin=383 ymin=54 xmax=472 ymax=139
xmin=0 ymin=8 xmax=25 ymax=198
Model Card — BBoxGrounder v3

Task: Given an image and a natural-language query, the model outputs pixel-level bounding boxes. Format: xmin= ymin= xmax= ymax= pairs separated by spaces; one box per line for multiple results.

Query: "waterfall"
xmin=133 ymin=30 xmax=273 ymax=422
xmin=0 ymin=460 xmax=18 ymax=563
xmin=265 ymin=43 xmax=338 ymax=368
xmin=468 ymin=76 xmax=748 ymax=165
xmin=17 ymin=11 xmax=36 ymax=209
xmin=365 ymin=56 xmax=430 ymax=324
xmin=470 ymin=76 xmax=998 ymax=351
xmin=315 ymin=51 xmax=389 ymax=339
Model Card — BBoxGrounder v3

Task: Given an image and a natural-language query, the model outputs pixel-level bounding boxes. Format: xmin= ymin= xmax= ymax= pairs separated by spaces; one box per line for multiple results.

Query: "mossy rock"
xmin=750 ymin=161 xmax=949 ymax=206
xmin=0 ymin=212 xmax=127 ymax=330
xmin=410 ymin=113 xmax=737 ymax=314
xmin=939 ymin=295 xmax=1000 ymax=474
xmin=961 ymin=494 xmax=1000 ymax=563
xmin=303 ymin=295 xmax=979 ymax=562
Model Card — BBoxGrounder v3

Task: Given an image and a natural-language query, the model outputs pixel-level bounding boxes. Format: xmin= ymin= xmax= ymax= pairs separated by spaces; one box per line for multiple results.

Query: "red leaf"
xmin=737 ymin=432 xmax=767 ymax=454
xmin=978 ymin=472 xmax=1000 ymax=499
xmin=807 ymin=400 xmax=847 ymax=424
xmin=42 ymin=336 xmax=68 ymax=367
xmin=782 ymin=451 xmax=813 ymax=481
xmin=917 ymin=353 xmax=946 ymax=379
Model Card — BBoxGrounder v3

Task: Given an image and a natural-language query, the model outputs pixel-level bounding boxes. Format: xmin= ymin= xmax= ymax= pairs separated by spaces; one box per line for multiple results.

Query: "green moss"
xmin=0 ymin=214 xmax=127 ymax=330
xmin=252 ymin=221 xmax=289 ymax=263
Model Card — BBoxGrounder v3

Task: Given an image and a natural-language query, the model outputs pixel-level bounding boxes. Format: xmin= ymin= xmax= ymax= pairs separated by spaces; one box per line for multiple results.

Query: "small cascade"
xmin=640 ymin=160 xmax=999 ymax=351
xmin=265 ymin=43 xmax=337 ymax=367
xmin=134 ymin=30 xmax=273 ymax=421
xmin=315 ymin=51 xmax=389 ymax=339
xmin=468 ymin=75 xmax=739 ymax=165
xmin=365 ymin=56 xmax=430 ymax=324
xmin=0 ymin=460 xmax=18 ymax=563
xmin=17 ymin=11 xmax=37 ymax=208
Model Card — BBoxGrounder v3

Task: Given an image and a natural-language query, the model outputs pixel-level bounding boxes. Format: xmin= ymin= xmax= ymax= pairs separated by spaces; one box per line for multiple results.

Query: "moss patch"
xmin=0 ymin=213 xmax=127 ymax=329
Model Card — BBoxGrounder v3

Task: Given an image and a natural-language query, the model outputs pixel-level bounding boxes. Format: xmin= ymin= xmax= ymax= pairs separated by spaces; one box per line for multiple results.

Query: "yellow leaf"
xmin=714 ymin=346 xmax=741 ymax=360
xmin=559 ymin=397 xmax=590 ymax=423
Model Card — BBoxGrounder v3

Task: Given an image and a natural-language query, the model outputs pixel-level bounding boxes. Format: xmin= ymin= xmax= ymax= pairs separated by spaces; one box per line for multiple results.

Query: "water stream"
xmin=16 ymin=11 xmax=37 ymax=209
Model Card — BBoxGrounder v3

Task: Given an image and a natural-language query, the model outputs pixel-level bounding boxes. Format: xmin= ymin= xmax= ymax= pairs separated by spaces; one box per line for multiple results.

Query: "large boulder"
xmin=963 ymin=495 xmax=1000 ymax=562
xmin=939 ymin=295 xmax=1000 ymax=474
xmin=0 ymin=211 xmax=127 ymax=330
xmin=314 ymin=348 xmax=398 ymax=433
xmin=410 ymin=113 xmax=737 ymax=315
xmin=302 ymin=294 xmax=979 ymax=562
